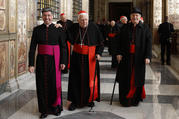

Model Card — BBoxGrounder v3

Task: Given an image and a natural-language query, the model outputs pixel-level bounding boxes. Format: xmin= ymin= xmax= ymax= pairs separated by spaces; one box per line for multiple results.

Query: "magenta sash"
xmin=38 ymin=44 xmax=61 ymax=107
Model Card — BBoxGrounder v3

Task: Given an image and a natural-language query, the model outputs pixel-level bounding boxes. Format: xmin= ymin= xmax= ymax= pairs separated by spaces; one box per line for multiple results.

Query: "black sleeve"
xmin=96 ymin=44 xmax=104 ymax=56
xmin=170 ymin=23 xmax=174 ymax=32
xmin=115 ymin=25 xmax=120 ymax=34
xmin=145 ymin=25 xmax=152 ymax=60
xmin=94 ymin=24 xmax=104 ymax=56
xmin=59 ymin=30 xmax=68 ymax=65
xmin=105 ymin=26 xmax=110 ymax=39
xmin=57 ymin=20 xmax=60 ymax=24
xmin=67 ymin=24 xmax=75 ymax=45
xmin=116 ymin=25 xmax=126 ymax=56
xmin=28 ymin=27 xmax=38 ymax=66
xmin=158 ymin=24 xmax=162 ymax=34
xmin=69 ymin=20 xmax=73 ymax=27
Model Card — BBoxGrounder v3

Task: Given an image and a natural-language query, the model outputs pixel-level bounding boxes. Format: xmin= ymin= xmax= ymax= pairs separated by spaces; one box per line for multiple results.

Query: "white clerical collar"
xmin=44 ymin=23 xmax=52 ymax=27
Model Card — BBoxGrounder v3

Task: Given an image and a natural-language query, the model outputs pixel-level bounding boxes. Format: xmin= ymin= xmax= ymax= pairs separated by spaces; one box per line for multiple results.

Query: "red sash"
xmin=38 ymin=44 xmax=62 ymax=106
xmin=73 ymin=44 xmax=98 ymax=102
xmin=108 ymin=33 xmax=116 ymax=38
xmin=130 ymin=44 xmax=135 ymax=53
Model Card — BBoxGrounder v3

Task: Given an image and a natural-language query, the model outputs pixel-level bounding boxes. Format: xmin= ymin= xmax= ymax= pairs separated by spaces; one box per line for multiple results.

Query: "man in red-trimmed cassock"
xmin=57 ymin=13 xmax=73 ymax=73
xmin=28 ymin=8 xmax=67 ymax=118
xmin=106 ymin=20 xmax=120 ymax=68
xmin=67 ymin=10 xmax=104 ymax=111
xmin=116 ymin=7 xmax=152 ymax=107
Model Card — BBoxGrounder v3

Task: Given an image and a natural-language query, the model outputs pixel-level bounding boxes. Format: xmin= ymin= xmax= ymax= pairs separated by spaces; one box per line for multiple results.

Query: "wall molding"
xmin=0 ymin=33 xmax=16 ymax=41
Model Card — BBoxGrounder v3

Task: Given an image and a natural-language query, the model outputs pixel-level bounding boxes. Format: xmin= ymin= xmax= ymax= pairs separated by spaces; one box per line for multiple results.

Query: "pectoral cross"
xmin=80 ymin=43 xmax=83 ymax=48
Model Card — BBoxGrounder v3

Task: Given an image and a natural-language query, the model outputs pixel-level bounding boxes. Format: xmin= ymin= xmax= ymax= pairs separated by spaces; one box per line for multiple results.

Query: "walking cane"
xmin=89 ymin=59 xmax=98 ymax=112
xmin=110 ymin=76 xmax=117 ymax=105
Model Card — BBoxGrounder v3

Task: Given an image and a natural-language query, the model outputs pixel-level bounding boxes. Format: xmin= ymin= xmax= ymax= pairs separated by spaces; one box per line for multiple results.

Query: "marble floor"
xmin=1 ymin=48 xmax=179 ymax=119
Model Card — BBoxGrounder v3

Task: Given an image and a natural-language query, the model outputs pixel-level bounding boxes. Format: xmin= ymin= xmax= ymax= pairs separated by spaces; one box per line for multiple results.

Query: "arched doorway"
xmin=109 ymin=2 xmax=132 ymax=21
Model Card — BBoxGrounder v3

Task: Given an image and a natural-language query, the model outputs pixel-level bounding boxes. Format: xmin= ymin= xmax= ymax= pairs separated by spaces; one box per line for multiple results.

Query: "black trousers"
xmin=161 ymin=40 xmax=171 ymax=64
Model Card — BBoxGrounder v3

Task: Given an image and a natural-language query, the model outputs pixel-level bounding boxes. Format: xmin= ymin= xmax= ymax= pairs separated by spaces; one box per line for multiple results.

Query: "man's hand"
xmin=28 ymin=66 xmax=35 ymax=73
xmin=55 ymin=24 xmax=62 ymax=28
xmin=106 ymin=38 xmax=109 ymax=41
xmin=71 ymin=45 xmax=74 ymax=54
xmin=117 ymin=55 xmax=123 ymax=63
xmin=96 ymin=54 xmax=101 ymax=60
xmin=60 ymin=64 xmax=66 ymax=70
xmin=145 ymin=58 xmax=150 ymax=64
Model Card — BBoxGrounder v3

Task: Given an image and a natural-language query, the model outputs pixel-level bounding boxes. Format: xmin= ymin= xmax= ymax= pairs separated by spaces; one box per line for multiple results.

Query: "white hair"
xmin=78 ymin=13 xmax=89 ymax=20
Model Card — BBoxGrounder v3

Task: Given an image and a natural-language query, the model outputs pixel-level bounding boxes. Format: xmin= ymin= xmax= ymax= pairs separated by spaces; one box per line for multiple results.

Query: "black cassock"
xmin=67 ymin=22 xmax=104 ymax=107
xmin=115 ymin=22 xmax=152 ymax=106
xmin=29 ymin=23 xmax=67 ymax=114
xmin=57 ymin=20 xmax=73 ymax=31
xmin=106 ymin=25 xmax=120 ymax=68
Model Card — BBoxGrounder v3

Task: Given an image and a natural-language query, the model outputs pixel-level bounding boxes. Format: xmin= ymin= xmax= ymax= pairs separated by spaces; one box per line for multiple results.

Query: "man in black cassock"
xmin=118 ymin=16 xmax=128 ymax=29
xmin=106 ymin=20 xmax=120 ymax=68
xmin=67 ymin=10 xmax=104 ymax=111
xmin=115 ymin=8 xmax=152 ymax=107
xmin=28 ymin=8 xmax=67 ymax=118
xmin=158 ymin=16 xmax=174 ymax=65
xmin=57 ymin=13 xmax=73 ymax=72
xmin=57 ymin=13 xmax=73 ymax=29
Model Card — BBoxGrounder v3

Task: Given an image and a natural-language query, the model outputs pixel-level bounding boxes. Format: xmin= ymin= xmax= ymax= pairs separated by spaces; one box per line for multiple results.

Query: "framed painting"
xmin=0 ymin=10 xmax=5 ymax=31
xmin=9 ymin=40 xmax=15 ymax=78
xmin=0 ymin=42 xmax=8 ymax=84
xmin=9 ymin=0 xmax=16 ymax=33
xmin=17 ymin=0 xmax=27 ymax=74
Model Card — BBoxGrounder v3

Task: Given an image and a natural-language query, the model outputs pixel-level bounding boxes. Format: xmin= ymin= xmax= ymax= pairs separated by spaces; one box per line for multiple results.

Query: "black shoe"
xmin=131 ymin=101 xmax=139 ymax=106
xmin=53 ymin=105 xmax=62 ymax=116
xmin=131 ymin=98 xmax=140 ymax=106
xmin=57 ymin=105 xmax=63 ymax=111
xmin=54 ymin=111 xmax=61 ymax=116
xmin=68 ymin=103 xmax=76 ymax=111
xmin=61 ymin=68 xmax=68 ymax=74
xmin=161 ymin=62 xmax=164 ymax=65
xmin=87 ymin=102 xmax=95 ymax=107
xmin=120 ymin=103 xmax=131 ymax=107
xmin=40 ymin=113 xmax=48 ymax=119
xmin=120 ymin=100 xmax=131 ymax=107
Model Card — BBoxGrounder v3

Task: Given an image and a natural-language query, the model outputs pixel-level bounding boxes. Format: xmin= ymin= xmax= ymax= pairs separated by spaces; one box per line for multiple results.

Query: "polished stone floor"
xmin=0 ymin=48 xmax=179 ymax=119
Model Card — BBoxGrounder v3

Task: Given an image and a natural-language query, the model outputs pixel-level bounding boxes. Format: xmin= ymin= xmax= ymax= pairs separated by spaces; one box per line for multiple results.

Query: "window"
xmin=168 ymin=0 xmax=179 ymax=29
xmin=37 ymin=0 xmax=60 ymax=19
xmin=73 ymin=0 xmax=82 ymax=22
xmin=153 ymin=0 xmax=162 ymax=28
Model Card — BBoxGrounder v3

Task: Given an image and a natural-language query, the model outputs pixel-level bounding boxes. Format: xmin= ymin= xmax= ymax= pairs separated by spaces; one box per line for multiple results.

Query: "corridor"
xmin=0 ymin=48 xmax=179 ymax=119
